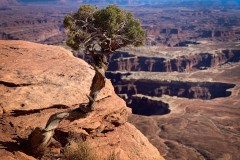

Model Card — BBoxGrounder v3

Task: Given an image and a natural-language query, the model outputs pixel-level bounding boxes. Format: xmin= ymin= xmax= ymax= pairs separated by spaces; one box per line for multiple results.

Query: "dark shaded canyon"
xmin=107 ymin=49 xmax=240 ymax=72
xmin=75 ymin=47 xmax=240 ymax=116
xmin=107 ymin=72 xmax=235 ymax=100
xmin=106 ymin=72 xmax=236 ymax=116
xmin=129 ymin=95 xmax=170 ymax=116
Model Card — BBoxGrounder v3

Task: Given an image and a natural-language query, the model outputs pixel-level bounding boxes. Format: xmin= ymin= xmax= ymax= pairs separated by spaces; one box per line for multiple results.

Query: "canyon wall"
xmin=106 ymin=72 xmax=235 ymax=116
xmin=128 ymin=64 xmax=240 ymax=160
xmin=107 ymin=72 xmax=235 ymax=99
xmin=108 ymin=49 xmax=240 ymax=72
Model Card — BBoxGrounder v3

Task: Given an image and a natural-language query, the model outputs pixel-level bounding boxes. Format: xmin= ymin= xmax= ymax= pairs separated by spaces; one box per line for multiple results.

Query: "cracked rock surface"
xmin=0 ymin=40 xmax=114 ymax=113
xmin=0 ymin=40 xmax=164 ymax=160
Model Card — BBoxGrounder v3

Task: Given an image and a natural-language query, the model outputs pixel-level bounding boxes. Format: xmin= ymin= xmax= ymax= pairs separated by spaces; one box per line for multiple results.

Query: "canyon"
xmin=108 ymin=43 xmax=240 ymax=72
xmin=107 ymin=72 xmax=235 ymax=100
xmin=1 ymin=1 xmax=240 ymax=159
xmin=127 ymin=63 xmax=240 ymax=159
xmin=104 ymin=41 xmax=240 ymax=159
xmin=104 ymin=41 xmax=240 ymax=117
xmin=0 ymin=5 xmax=67 ymax=45
xmin=1 ymin=1 xmax=240 ymax=46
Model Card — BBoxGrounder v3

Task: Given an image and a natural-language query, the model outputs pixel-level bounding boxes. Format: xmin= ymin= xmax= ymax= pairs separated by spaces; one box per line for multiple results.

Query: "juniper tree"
xmin=64 ymin=4 xmax=145 ymax=110
xmin=26 ymin=5 xmax=145 ymax=155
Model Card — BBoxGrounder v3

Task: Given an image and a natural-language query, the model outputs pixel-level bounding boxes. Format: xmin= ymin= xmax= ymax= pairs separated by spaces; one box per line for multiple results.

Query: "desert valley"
xmin=0 ymin=0 xmax=240 ymax=160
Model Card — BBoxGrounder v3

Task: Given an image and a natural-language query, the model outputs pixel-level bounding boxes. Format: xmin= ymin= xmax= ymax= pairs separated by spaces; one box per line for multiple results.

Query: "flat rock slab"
xmin=0 ymin=40 xmax=114 ymax=113
xmin=0 ymin=40 xmax=164 ymax=160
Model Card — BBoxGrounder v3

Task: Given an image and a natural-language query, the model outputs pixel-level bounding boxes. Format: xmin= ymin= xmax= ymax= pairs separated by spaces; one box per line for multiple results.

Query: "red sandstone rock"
xmin=88 ymin=123 xmax=164 ymax=160
xmin=0 ymin=40 xmax=114 ymax=113
xmin=0 ymin=40 xmax=164 ymax=160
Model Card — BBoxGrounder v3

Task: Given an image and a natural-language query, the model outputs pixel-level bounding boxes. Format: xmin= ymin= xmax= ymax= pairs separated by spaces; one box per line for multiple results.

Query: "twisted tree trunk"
xmin=27 ymin=53 xmax=108 ymax=156
xmin=85 ymin=53 xmax=108 ymax=110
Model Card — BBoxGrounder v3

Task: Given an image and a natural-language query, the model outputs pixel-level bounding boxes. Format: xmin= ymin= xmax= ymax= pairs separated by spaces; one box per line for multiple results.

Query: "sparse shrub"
xmin=63 ymin=141 xmax=97 ymax=160
xmin=63 ymin=140 xmax=117 ymax=160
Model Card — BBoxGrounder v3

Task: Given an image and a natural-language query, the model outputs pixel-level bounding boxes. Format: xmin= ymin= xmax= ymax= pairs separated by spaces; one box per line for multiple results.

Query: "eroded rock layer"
xmin=0 ymin=40 xmax=164 ymax=160
xmin=107 ymin=72 xmax=235 ymax=99
xmin=108 ymin=49 xmax=240 ymax=72
xmin=129 ymin=64 xmax=240 ymax=160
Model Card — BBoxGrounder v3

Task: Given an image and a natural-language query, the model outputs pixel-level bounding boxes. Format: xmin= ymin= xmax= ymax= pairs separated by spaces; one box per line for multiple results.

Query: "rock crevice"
xmin=0 ymin=80 xmax=32 ymax=87
xmin=0 ymin=40 xmax=164 ymax=160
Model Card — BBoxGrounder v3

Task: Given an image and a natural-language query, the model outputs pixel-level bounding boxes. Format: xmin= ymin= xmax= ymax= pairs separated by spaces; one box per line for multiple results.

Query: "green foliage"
xmin=64 ymin=4 xmax=146 ymax=52
xmin=94 ymin=5 xmax=125 ymax=36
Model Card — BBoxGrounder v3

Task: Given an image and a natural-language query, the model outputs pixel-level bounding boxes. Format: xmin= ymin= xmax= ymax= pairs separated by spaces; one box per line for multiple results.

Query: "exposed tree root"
xmin=26 ymin=53 xmax=108 ymax=156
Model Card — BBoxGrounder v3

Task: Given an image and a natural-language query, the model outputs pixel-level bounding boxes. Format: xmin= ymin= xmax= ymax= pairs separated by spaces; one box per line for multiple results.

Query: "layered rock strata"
xmin=0 ymin=40 xmax=164 ymax=160
xmin=129 ymin=63 xmax=240 ymax=160
xmin=107 ymin=72 xmax=235 ymax=99
xmin=108 ymin=49 xmax=240 ymax=72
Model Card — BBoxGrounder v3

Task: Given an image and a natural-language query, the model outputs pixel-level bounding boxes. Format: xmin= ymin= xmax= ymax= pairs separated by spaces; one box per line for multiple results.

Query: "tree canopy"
xmin=26 ymin=6 xmax=145 ymax=154
xmin=64 ymin=4 xmax=146 ymax=54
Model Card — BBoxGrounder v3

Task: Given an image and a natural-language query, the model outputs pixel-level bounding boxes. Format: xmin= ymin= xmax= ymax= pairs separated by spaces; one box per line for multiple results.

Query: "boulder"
xmin=0 ymin=40 xmax=164 ymax=160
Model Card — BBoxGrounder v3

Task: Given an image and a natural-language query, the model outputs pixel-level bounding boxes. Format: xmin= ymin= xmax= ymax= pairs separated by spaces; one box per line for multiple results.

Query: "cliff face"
xmin=128 ymin=64 xmax=240 ymax=160
xmin=0 ymin=40 xmax=164 ymax=160
xmin=106 ymin=71 xmax=236 ymax=117
xmin=107 ymin=72 xmax=235 ymax=100
xmin=146 ymin=28 xmax=236 ymax=46
xmin=108 ymin=50 xmax=240 ymax=72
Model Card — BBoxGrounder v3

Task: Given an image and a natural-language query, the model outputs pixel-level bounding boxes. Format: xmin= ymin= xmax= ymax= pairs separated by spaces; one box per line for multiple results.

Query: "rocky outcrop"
xmin=0 ymin=40 xmax=113 ymax=113
xmin=0 ymin=40 xmax=164 ymax=160
xmin=108 ymin=50 xmax=240 ymax=72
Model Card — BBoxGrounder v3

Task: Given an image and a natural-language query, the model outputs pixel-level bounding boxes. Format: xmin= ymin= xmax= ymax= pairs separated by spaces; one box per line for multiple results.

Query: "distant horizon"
xmin=17 ymin=0 xmax=240 ymax=5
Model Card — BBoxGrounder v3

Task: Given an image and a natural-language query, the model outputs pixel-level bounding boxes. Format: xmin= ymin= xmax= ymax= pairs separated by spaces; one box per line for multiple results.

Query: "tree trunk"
xmin=84 ymin=53 xmax=108 ymax=111
xmin=26 ymin=53 xmax=108 ymax=156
